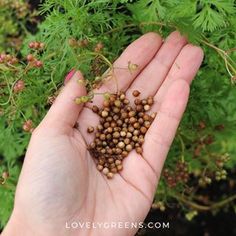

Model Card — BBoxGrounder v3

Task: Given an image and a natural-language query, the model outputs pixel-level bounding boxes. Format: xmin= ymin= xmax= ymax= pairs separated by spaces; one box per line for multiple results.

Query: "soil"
xmin=138 ymin=207 xmax=236 ymax=236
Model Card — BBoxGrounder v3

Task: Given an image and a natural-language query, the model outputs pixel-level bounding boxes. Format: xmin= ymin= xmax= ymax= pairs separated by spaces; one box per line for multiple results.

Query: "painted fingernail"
xmin=64 ymin=69 xmax=76 ymax=84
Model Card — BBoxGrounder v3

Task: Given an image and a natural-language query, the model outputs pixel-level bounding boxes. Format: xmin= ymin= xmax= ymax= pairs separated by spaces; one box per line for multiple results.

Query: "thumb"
xmin=41 ymin=70 xmax=87 ymax=131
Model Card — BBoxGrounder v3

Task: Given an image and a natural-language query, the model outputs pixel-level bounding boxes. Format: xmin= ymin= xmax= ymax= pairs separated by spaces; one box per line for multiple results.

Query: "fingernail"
xmin=64 ymin=69 xmax=76 ymax=84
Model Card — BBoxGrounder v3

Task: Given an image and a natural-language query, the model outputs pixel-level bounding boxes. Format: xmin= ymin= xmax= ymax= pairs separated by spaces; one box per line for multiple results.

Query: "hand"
xmin=3 ymin=31 xmax=203 ymax=236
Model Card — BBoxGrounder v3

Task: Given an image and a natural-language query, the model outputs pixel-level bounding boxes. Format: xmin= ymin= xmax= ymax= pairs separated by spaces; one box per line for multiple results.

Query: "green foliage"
xmin=0 ymin=0 xmax=37 ymax=51
xmin=1 ymin=0 xmax=236 ymax=228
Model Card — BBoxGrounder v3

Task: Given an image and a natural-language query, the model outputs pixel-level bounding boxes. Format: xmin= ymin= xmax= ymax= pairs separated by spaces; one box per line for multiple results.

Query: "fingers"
xmin=89 ymin=32 xmax=163 ymax=107
xmin=77 ymin=107 xmax=100 ymax=144
xmin=151 ymin=44 xmax=204 ymax=111
xmin=40 ymin=71 xmax=87 ymax=132
xmin=142 ymin=80 xmax=190 ymax=176
xmin=126 ymin=31 xmax=187 ymax=102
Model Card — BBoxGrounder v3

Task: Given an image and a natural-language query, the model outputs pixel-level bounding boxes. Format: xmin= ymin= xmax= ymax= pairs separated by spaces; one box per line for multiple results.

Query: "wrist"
xmin=2 ymin=208 xmax=71 ymax=236
xmin=2 ymin=209 xmax=33 ymax=236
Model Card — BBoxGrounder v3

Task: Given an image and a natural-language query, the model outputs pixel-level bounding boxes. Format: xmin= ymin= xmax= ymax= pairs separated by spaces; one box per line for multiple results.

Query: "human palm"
xmin=3 ymin=31 xmax=203 ymax=236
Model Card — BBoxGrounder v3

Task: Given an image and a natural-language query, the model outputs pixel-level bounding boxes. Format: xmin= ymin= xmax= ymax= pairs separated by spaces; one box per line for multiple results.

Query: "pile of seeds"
xmin=87 ymin=90 xmax=156 ymax=179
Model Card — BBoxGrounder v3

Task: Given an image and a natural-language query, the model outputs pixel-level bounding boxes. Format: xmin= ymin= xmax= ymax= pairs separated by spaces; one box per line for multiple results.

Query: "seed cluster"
xmin=87 ymin=90 xmax=156 ymax=179
xmin=94 ymin=42 xmax=104 ymax=52
xmin=13 ymin=80 xmax=25 ymax=93
xmin=163 ymin=161 xmax=189 ymax=187
xmin=0 ymin=53 xmax=18 ymax=65
xmin=68 ymin=38 xmax=89 ymax=48
xmin=22 ymin=119 xmax=34 ymax=133
xmin=28 ymin=41 xmax=45 ymax=50
xmin=1 ymin=171 xmax=9 ymax=185
xmin=26 ymin=53 xmax=43 ymax=68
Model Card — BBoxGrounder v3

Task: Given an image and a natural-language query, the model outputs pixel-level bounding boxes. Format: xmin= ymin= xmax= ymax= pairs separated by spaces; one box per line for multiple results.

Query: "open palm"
xmin=3 ymin=31 xmax=203 ymax=236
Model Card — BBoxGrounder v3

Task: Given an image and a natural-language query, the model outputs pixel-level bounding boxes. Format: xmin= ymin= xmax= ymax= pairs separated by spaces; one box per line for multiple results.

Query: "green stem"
xmin=173 ymin=193 xmax=236 ymax=211
xmin=178 ymin=134 xmax=185 ymax=162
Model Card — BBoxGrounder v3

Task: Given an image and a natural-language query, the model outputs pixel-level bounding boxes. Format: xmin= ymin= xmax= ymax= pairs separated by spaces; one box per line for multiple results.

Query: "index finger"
xmin=88 ymin=32 xmax=163 ymax=107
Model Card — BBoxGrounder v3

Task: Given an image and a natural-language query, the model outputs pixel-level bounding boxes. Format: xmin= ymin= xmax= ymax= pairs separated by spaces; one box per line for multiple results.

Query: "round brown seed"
xmin=102 ymin=167 xmax=109 ymax=175
xmin=114 ymin=100 xmax=121 ymax=107
xmin=117 ymin=164 xmax=123 ymax=171
xmin=106 ymin=116 xmax=112 ymax=122
xmin=133 ymin=122 xmax=140 ymax=129
xmin=100 ymin=134 xmax=106 ymax=140
xmin=117 ymin=141 xmax=125 ymax=149
xmin=132 ymin=90 xmax=140 ymax=97
xmin=97 ymin=165 xmax=103 ymax=171
xmin=103 ymin=100 xmax=110 ymax=107
xmin=120 ymin=94 xmax=125 ymax=100
xmin=136 ymin=105 xmax=143 ymax=112
xmin=141 ymin=99 xmax=147 ymax=105
xmin=89 ymin=142 xmax=96 ymax=149
xmin=113 ymin=131 xmax=120 ymax=138
xmin=107 ymin=172 xmax=114 ymax=179
xmin=140 ymin=126 xmax=147 ymax=134
xmin=133 ymin=129 xmax=140 ymax=136
xmin=92 ymin=105 xmax=99 ymax=113
xmin=138 ymin=112 xmax=144 ymax=117
xmin=101 ymin=148 xmax=106 ymax=154
xmin=115 ymin=148 xmax=122 ymax=154
xmin=123 ymin=99 xmax=129 ymax=104
xmin=107 ymin=127 xmax=113 ymax=133
xmin=136 ymin=147 xmax=143 ymax=154
xmin=121 ymin=112 xmax=128 ymax=119
xmin=144 ymin=121 xmax=151 ymax=128
xmin=144 ymin=104 xmax=150 ymax=111
xmin=128 ymin=111 xmax=136 ymax=117
xmin=129 ymin=117 xmax=136 ymax=124
xmin=97 ymin=124 xmax=103 ymax=130
xmin=101 ymin=110 xmax=108 ymax=117
xmin=113 ymin=139 xmax=119 ymax=144
xmin=126 ymin=144 xmax=132 ymax=152
xmin=138 ymin=118 xmax=144 ymax=124
xmin=117 ymin=119 xmax=123 ymax=126
xmin=121 ymin=151 xmax=128 ymax=158
xmin=115 ymin=160 xmax=122 ymax=165
xmin=151 ymin=112 xmax=157 ymax=119
xmin=134 ymin=98 xmax=141 ymax=105
xmin=109 ymin=163 xmax=116 ymax=168
xmin=143 ymin=114 xmax=150 ymax=121
xmin=108 ymin=158 xmax=114 ymax=163
xmin=111 ymin=168 xmax=118 ymax=174
xmin=147 ymin=96 xmax=154 ymax=105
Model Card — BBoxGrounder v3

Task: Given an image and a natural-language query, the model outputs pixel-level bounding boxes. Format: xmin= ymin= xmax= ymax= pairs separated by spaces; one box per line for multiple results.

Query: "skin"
xmin=2 ymin=31 xmax=203 ymax=236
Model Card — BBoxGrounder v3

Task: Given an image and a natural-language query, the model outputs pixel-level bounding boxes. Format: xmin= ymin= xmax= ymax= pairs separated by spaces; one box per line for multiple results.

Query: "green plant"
xmin=1 ymin=0 xmax=236 ymax=228
xmin=0 ymin=0 xmax=38 ymax=51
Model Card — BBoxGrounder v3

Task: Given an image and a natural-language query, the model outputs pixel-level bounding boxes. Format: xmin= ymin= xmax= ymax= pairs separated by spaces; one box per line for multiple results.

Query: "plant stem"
xmin=173 ymin=193 xmax=236 ymax=212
